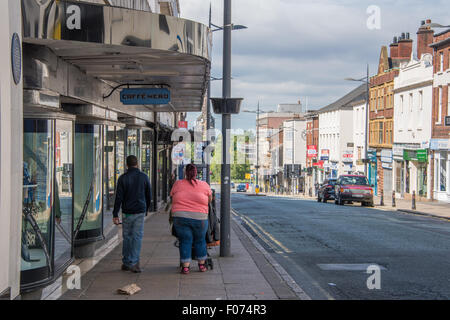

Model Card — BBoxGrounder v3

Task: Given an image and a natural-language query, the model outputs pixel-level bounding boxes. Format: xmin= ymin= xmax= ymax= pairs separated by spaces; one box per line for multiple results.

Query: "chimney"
xmin=390 ymin=36 xmax=399 ymax=59
xmin=397 ymin=32 xmax=413 ymax=59
xmin=416 ymin=19 xmax=434 ymax=59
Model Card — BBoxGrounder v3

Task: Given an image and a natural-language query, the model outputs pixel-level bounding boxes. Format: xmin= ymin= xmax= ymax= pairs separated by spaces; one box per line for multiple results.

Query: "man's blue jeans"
xmin=122 ymin=213 xmax=145 ymax=267
xmin=173 ymin=217 xmax=208 ymax=264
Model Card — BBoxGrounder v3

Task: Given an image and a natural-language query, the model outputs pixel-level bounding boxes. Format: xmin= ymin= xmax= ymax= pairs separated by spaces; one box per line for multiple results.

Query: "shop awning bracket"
xmin=102 ymin=83 xmax=171 ymax=101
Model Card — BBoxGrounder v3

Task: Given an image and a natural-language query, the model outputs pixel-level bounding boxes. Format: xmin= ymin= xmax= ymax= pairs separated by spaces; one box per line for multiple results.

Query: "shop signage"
xmin=320 ymin=149 xmax=330 ymax=161
xmin=342 ymin=150 xmax=353 ymax=163
xmin=382 ymin=162 xmax=392 ymax=170
xmin=430 ymin=139 xmax=449 ymax=151
xmin=381 ymin=149 xmax=393 ymax=163
xmin=307 ymin=145 xmax=318 ymax=158
xmin=11 ymin=33 xmax=21 ymax=85
xmin=178 ymin=121 xmax=188 ymax=129
xmin=403 ymin=149 xmax=428 ymax=162
xmin=120 ymin=88 xmax=171 ymax=105
xmin=445 ymin=116 xmax=450 ymax=126
xmin=368 ymin=149 xmax=377 ymax=162
xmin=312 ymin=160 xmax=324 ymax=169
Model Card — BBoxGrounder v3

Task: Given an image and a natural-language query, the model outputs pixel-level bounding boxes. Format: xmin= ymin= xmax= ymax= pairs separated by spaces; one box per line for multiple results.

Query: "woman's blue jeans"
xmin=173 ymin=217 xmax=208 ymax=264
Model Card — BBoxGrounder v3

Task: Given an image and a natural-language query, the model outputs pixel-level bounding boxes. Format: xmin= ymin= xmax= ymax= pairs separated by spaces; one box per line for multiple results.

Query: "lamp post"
xmin=345 ymin=64 xmax=370 ymax=177
xmin=210 ymin=0 xmax=245 ymax=258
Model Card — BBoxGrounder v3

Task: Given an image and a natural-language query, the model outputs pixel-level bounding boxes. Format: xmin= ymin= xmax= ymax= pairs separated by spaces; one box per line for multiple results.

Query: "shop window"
xmin=22 ymin=120 xmax=54 ymax=280
xmin=54 ymin=120 xmax=74 ymax=272
xmin=439 ymin=153 xmax=447 ymax=192
xmin=74 ymin=124 xmax=103 ymax=242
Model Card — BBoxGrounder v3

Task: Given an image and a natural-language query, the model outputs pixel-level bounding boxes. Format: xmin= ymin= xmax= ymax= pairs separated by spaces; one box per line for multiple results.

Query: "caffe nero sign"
xmin=120 ymin=88 xmax=171 ymax=105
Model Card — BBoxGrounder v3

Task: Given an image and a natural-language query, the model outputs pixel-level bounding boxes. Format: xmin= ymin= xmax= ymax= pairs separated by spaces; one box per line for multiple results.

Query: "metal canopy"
xmin=21 ymin=0 xmax=211 ymax=113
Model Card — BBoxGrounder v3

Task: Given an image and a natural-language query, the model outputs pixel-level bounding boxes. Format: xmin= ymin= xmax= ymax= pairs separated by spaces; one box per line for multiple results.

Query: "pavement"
xmin=59 ymin=209 xmax=300 ymax=300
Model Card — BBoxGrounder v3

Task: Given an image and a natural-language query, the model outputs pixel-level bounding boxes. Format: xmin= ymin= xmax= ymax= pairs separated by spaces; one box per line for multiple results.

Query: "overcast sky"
xmin=179 ymin=0 xmax=450 ymax=131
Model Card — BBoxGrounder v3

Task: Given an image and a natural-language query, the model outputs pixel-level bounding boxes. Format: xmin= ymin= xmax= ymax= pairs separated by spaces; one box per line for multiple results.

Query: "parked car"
xmin=236 ymin=184 xmax=247 ymax=192
xmin=334 ymin=175 xmax=374 ymax=207
xmin=317 ymin=179 xmax=337 ymax=202
xmin=231 ymin=182 xmax=235 ymax=189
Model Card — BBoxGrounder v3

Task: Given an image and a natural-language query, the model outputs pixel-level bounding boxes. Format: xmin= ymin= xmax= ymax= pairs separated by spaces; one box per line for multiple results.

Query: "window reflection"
xmin=74 ymin=124 xmax=103 ymax=241
xmin=22 ymin=120 xmax=53 ymax=275
xmin=54 ymin=120 xmax=73 ymax=271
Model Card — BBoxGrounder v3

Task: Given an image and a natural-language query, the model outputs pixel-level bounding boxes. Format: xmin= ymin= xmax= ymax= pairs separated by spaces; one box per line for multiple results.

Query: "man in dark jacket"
xmin=113 ymin=155 xmax=151 ymax=273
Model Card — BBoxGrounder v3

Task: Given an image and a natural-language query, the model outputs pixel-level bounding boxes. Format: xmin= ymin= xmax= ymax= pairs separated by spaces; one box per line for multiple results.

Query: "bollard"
xmin=392 ymin=190 xmax=396 ymax=207
xmin=380 ymin=190 xmax=384 ymax=206
xmin=412 ymin=191 xmax=416 ymax=210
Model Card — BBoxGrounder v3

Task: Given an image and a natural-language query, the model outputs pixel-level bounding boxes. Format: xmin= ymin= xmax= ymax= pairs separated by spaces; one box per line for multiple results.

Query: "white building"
xmin=393 ymin=53 xmax=434 ymax=199
xmin=283 ymin=119 xmax=307 ymax=193
xmin=318 ymin=85 xmax=365 ymax=181
xmin=352 ymin=99 xmax=368 ymax=175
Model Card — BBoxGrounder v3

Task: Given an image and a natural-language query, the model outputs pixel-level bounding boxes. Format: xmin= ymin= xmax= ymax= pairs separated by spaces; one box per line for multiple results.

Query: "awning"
xmin=21 ymin=0 xmax=211 ymax=113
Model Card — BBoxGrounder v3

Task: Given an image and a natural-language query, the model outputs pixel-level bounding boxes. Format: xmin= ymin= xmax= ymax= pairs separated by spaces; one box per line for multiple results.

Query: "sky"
xmin=179 ymin=0 xmax=450 ymax=131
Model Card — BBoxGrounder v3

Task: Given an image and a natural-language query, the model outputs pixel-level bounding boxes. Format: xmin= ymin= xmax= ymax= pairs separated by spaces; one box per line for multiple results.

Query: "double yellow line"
xmin=232 ymin=210 xmax=292 ymax=254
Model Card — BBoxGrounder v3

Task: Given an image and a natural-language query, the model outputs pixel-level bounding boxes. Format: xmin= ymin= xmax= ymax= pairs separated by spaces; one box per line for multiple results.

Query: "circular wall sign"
xmin=11 ymin=33 xmax=22 ymax=85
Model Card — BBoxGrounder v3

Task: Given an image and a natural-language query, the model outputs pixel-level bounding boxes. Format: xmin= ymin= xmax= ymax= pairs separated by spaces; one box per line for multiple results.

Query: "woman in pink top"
xmin=171 ymin=164 xmax=212 ymax=274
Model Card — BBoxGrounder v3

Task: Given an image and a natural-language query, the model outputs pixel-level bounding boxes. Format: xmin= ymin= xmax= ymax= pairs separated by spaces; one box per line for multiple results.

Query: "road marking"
xmin=232 ymin=209 xmax=334 ymax=300
xmin=317 ymin=264 xmax=387 ymax=271
xmin=232 ymin=211 xmax=292 ymax=254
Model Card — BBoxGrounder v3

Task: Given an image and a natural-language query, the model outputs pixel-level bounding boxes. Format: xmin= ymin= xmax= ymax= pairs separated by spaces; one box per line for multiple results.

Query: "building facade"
xmin=393 ymin=29 xmax=434 ymax=200
xmin=318 ymin=85 xmax=364 ymax=182
xmin=369 ymin=36 xmax=412 ymax=196
xmin=282 ymin=119 xmax=307 ymax=194
xmin=305 ymin=112 xmax=319 ymax=195
xmin=1 ymin=0 xmax=210 ymax=299
xmin=430 ymin=28 xmax=450 ymax=203
xmin=352 ymin=99 xmax=367 ymax=175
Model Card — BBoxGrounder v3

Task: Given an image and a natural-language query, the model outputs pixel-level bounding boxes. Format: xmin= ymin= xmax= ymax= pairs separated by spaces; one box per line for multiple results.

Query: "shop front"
xmin=21 ymin=101 xmax=76 ymax=291
xmin=431 ymin=139 xmax=450 ymax=203
xmin=17 ymin=0 xmax=211 ymax=296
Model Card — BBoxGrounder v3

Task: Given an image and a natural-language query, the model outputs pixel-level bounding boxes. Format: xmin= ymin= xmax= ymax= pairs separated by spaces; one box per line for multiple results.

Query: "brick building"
xmin=369 ymin=34 xmax=412 ymax=196
xmin=429 ymin=27 xmax=450 ymax=202
xmin=305 ymin=111 xmax=319 ymax=195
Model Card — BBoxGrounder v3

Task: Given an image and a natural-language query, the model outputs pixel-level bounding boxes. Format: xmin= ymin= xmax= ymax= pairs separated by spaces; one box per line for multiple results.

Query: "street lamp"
xmin=210 ymin=0 xmax=246 ymax=258
xmin=205 ymin=3 xmax=247 ymax=184
xmin=345 ymin=64 xmax=370 ymax=177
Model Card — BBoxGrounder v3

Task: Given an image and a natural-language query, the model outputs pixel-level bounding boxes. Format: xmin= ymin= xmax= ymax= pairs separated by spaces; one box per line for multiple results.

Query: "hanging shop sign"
xmin=403 ymin=149 xmax=428 ymax=163
xmin=120 ymin=88 xmax=171 ymax=105
xmin=320 ymin=149 xmax=330 ymax=161
xmin=307 ymin=145 xmax=318 ymax=158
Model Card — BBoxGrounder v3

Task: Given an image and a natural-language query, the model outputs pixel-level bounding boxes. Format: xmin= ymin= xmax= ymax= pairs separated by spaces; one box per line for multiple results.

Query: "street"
xmin=230 ymin=193 xmax=450 ymax=300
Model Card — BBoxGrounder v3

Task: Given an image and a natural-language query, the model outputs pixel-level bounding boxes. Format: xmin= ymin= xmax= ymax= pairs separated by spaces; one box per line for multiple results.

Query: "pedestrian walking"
xmin=170 ymin=164 xmax=212 ymax=274
xmin=113 ymin=155 xmax=151 ymax=273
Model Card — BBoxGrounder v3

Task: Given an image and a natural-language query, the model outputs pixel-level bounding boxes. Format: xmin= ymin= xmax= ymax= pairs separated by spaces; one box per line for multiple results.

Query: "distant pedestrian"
xmin=170 ymin=164 xmax=212 ymax=274
xmin=113 ymin=155 xmax=152 ymax=273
